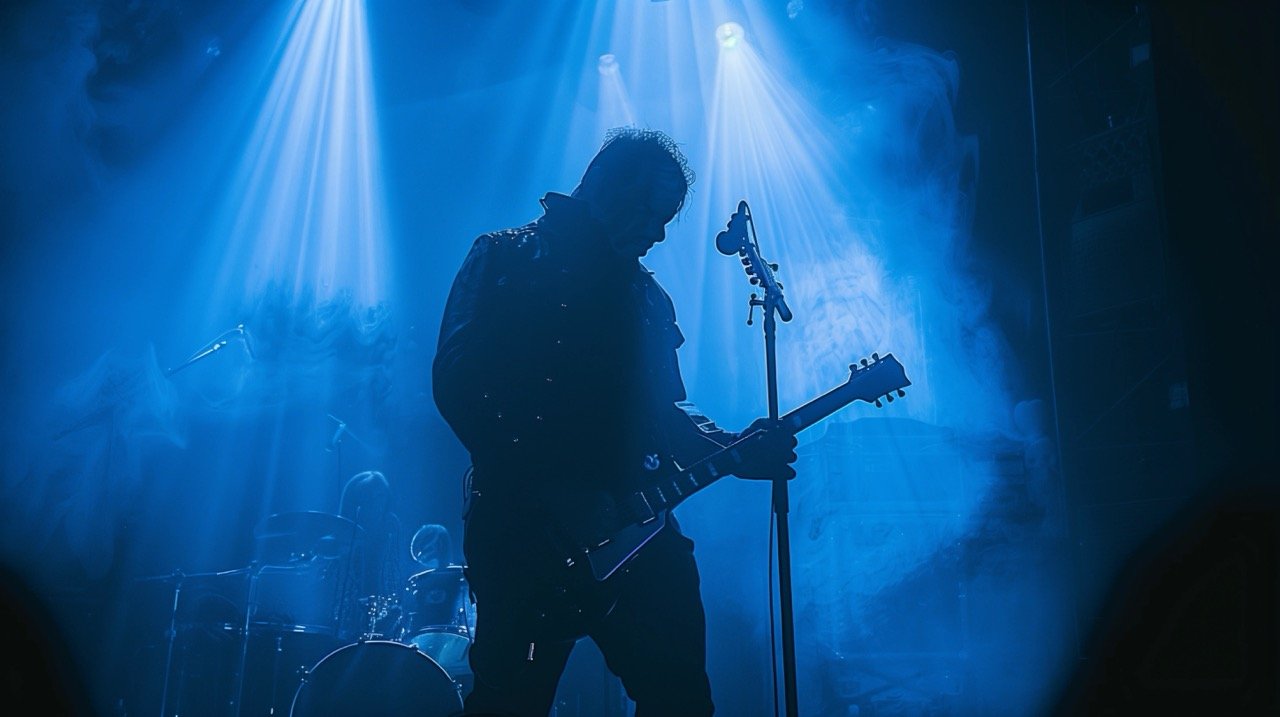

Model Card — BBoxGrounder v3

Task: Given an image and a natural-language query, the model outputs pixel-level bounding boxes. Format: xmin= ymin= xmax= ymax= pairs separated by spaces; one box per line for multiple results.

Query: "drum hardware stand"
xmin=226 ymin=561 xmax=262 ymax=717
xmin=330 ymin=505 xmax=366 ymax=642
xmin=716 ymin=200 xmax=800 ymax=717
xmin=267 ymin=631 xmax=287 ymax=717
xmin=154 ymin=569 xmax=185 ymax=717
xmin=135 ymin=565 xmax=250 ymax=717
xmin=227 ymin=561 xmax=301 ymax=717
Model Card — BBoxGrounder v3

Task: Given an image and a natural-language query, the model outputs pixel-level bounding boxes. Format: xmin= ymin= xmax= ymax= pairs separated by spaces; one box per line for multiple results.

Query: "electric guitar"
xmin=537 ymin=352 xmax=911 ymax=635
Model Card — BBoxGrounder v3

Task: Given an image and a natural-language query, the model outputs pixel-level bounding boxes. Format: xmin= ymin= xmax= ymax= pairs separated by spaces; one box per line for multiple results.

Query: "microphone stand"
xmin=167 ymin=324 xmax=249 ymax=377
xmin=718 ymin=201 xmax=799 ymax=717
xmin=762 ymin=291 xmax=800 ymax=717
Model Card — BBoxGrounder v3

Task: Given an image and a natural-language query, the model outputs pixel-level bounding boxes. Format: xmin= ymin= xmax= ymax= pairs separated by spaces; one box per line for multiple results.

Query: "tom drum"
xmin=402 ymin=565 xmax=474 ymax=677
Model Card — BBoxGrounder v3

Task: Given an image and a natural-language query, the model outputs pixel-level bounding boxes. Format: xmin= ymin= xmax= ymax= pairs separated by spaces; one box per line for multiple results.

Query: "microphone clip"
xmin=717 ymin=200 xmax=793 ymax=323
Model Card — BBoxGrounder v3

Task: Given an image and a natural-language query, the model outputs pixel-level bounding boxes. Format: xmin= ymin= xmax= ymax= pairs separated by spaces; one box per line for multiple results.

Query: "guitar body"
xmin=530 ymin=511 xmax=670 ymax=641
xmin=584 ymin=511 xmax=667 ymax=581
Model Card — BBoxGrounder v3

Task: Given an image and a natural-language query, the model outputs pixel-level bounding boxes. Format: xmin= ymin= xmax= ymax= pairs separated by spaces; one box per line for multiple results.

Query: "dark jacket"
xmin=432 ymin=193 xmax=732 ymax=508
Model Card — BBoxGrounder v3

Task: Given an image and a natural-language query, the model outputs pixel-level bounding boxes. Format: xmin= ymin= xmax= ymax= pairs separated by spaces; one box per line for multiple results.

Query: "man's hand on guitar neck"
xmin=730 ymin=417 xmax=799 ymax=481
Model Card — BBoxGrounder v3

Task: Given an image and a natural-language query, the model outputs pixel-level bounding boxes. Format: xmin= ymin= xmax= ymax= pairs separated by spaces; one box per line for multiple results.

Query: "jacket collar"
xmin=536 ymin=192 xmax=637 ymax=270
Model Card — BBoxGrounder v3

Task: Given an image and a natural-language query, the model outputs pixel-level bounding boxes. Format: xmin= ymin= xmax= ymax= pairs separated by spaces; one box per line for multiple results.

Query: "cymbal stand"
xmin=157 ymin=570 xmax=185 ymax=717
xmin=135 ymin=566 xmax=246 ymax=717
xmin=228 ymin=562 xmax=265 ymax=717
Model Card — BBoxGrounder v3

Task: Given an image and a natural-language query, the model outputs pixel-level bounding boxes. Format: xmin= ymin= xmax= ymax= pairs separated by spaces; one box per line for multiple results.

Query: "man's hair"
xmin=574 ymin=127 xmax=695 ymax=211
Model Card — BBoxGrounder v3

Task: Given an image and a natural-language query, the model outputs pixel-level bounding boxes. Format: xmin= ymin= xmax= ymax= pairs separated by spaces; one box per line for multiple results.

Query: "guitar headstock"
xmin=846 ymin=352 xmax=911 ymax=408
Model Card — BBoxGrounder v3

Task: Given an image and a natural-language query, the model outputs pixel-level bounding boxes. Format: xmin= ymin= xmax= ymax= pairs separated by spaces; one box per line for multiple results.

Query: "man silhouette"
xmin=433 ymin=128 xmax=796 ymax=716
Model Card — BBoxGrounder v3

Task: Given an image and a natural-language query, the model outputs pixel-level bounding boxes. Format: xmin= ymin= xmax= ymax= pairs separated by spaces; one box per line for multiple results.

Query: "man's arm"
xmin=432 ymin=235 xmax=507 ymax=456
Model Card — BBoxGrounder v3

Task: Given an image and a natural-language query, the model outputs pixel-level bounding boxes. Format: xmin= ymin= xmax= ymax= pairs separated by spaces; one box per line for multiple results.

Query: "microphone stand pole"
xmin=723 ymin=199 xmax=799 ymax=717
xmin=760 ymin=292 xmax=799 ymax=717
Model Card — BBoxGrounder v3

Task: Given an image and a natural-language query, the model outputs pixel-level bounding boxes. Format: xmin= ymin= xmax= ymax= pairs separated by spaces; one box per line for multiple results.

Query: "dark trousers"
xmin=461 ymin=499 xmax=714 ymax=717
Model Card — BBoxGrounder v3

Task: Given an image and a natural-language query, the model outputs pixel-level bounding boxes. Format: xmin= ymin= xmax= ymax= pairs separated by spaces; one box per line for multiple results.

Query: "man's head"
xmin=571 ymin=127 xmax=694 ymax=258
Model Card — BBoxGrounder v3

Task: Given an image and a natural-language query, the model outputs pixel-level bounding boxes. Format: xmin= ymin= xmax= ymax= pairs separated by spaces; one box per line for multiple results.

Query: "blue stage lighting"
xmin=598 ymin=53 xmax=618 ymax=75
xmin=204 ymin=0 xmax=390 ymax=310
xmin=716 ymin=21 xmax=745 ymax=49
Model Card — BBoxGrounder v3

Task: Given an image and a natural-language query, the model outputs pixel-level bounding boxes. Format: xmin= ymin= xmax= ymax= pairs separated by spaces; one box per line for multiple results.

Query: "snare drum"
xmin=401 ymin=565 xmax=474 ymax=676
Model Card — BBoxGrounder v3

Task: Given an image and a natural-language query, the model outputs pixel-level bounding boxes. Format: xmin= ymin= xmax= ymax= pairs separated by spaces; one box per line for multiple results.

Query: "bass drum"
xmin=289 ymin=640 xmax=463 ymax=717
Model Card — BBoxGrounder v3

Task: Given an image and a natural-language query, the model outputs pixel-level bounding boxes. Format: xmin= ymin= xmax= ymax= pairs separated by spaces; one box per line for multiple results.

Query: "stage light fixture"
xmin=716 ymin=21 xmax=744 ymax=49
xmin=598 ymin=53 xmax=619 ymax=75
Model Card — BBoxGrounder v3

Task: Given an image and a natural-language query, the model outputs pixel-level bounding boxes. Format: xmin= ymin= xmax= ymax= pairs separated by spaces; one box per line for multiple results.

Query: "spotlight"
xmin=598 ymin=53 xmax=618 ymax=75
xmin=716 ymin=21 xmax=745 ymax=49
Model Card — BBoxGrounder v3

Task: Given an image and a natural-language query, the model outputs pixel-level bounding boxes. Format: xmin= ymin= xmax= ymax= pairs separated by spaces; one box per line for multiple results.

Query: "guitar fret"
xmin=643 ymin=488 xmax=661 ymax=510
xmin=628 ymin=492 xmax=655 ymax=521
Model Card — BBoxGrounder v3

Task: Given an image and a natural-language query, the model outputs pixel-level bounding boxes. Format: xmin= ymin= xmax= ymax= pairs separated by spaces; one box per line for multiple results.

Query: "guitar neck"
xmin=779 ymin=375 xmax=867 ymax=434
xmin=624 ymin=380 xmax=863 ymax=522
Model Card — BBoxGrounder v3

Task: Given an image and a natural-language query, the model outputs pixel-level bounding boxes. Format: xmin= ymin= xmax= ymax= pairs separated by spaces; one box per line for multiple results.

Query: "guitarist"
xmin=432 ymin=128 xmax=798 ymax=717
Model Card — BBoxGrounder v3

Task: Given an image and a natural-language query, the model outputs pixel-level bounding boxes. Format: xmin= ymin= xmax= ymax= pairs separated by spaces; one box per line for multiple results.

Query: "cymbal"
xmin=254 ymin=511 xmax=364 ymax=563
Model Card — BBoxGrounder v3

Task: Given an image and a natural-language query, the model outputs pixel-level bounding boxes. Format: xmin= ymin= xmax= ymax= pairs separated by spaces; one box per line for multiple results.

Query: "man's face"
xmin=605 ymin=170 xmax=686 ymax=259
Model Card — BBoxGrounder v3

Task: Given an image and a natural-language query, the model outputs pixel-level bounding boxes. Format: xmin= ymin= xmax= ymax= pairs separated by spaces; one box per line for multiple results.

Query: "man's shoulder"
xmin=472 ymin=222 xmax=547 ymax=260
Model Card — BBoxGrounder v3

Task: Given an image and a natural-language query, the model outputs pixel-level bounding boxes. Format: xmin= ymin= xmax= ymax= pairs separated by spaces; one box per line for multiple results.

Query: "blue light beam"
xmin=209 ymin=0 xmax=390 ymax=312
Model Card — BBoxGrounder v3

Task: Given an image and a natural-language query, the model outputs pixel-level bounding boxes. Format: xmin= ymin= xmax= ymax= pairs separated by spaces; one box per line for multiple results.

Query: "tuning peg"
xmin=874 ymin=399 xmax=883 ymax=408
xmin=749 ymin=277 xmax=759 ymax=285
xmin=741 ymin=257 xmax=750 ymax=265
xmin=860 ymin=358 xmax=869 ymax=367
xmin=849 ymin=363 xmax=859 ymax=373
xmin=871 ymin=352 xmax=880 ymax=362
xmin=885 ymin=393 xmax=894 ymax=403
xmin=897 ymin=389 xmax=906 ymax=398
xmin=769 ymin=263 xmax=779 ymax=271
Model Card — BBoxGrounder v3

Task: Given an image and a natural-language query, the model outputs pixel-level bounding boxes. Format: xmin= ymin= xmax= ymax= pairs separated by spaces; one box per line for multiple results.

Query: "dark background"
xmin=2 ymin=1 xmax=1277 ymax=715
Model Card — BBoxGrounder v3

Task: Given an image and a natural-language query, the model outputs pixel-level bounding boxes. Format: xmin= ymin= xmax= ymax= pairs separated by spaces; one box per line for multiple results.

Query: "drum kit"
xmin=133 ymin=511 xmax=475 ymax=717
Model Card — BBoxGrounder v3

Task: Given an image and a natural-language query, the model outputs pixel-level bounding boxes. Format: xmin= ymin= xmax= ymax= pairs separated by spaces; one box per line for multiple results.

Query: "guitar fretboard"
xmin=617 ymin=353 xmax=909 ymax=526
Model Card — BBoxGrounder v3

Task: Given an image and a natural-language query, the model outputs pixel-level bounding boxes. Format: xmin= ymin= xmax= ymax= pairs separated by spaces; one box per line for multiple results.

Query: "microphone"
xmin=327 ymin=414 xmax=347 ymax=451
xmin=235 ymin=323 xmax=256 ymax=360
xmin=715 ymin=200 xmax=750 ymax=255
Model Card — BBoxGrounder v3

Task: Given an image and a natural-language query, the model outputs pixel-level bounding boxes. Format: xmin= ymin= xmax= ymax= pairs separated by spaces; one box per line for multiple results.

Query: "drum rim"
xmin=407 ymin=625 xmax=471 ymax=637
xmin=299 ymin=638 xmax=454 ymax=677
xmin=290 ymin=639 xmax=463 ymax=715
xmin=406 ymin=564 xmax=467 ymax=581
